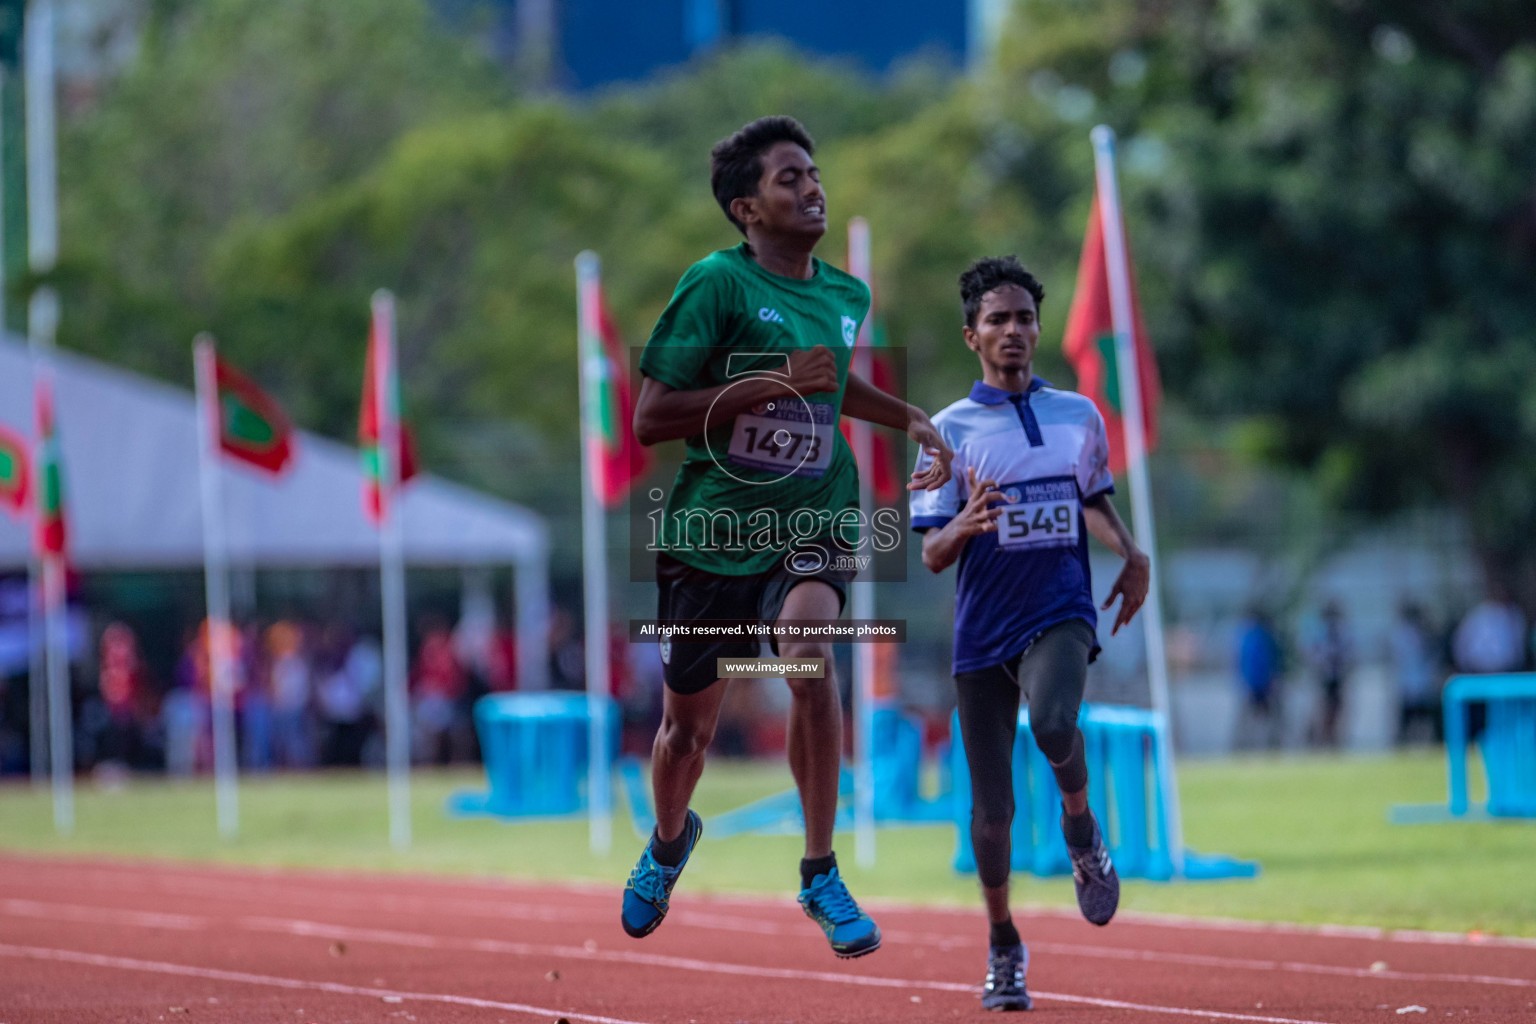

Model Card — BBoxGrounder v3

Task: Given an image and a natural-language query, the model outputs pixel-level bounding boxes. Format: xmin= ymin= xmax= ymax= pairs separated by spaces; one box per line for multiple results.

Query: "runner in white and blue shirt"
xmin=911 ymin=256 xmax=1149 ymax=1012
xmin=911 ymin=374 xmax=1114 ymax=674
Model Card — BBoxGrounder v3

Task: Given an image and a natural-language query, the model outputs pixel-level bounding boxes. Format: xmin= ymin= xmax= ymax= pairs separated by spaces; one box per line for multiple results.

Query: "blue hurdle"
xmin=871 ymin=702 xmax=953 ymax=823
xmin=1391 ymin=673 xmax=1536 ymax=823
xmin=447 ymin=692 xmax=621 ymax=820
xmin=704 ymin=701 xmax=951 ymax=838
xmin=951 ymin=703 xmax=1258 ymax=881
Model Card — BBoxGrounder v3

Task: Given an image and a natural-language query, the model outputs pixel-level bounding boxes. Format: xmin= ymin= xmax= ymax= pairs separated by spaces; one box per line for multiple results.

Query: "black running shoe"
xmin=1065 ymin=811 xmax=1120 ymax=926
xmin=981 ymin=942 xmax=1032 ymax=1011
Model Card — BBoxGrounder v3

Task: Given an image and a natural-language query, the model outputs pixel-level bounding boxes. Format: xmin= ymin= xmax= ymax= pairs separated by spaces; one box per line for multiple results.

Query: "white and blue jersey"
xmin=911 ymin=379 xmax=1114 ymax=675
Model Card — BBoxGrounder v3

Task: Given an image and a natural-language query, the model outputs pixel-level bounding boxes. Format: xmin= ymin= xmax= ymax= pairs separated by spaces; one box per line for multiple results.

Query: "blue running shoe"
xmin=797 ymin=866 xmax=881 ymax=958
xmin=621 ymin=810 xmax=702 ymax=939
xmin=1065 ymin=811 xmax=1119 ymax=926
xmin=981 ymin=943 xmax=1032 ymax=1011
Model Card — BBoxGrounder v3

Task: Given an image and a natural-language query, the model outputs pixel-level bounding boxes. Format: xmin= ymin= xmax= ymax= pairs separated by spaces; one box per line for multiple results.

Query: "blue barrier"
xmin=704 ymin=702 xmax=952 ymax=839
xmin=871 ymin=704 xmax=953 ymax=823
xmin=951 ymin=704 xmax=1258 ymax=881
xmin=447 ymin=692 xmax=621 ymax=820
xmin=1391 ymin=674 xmax=1536 ymax=823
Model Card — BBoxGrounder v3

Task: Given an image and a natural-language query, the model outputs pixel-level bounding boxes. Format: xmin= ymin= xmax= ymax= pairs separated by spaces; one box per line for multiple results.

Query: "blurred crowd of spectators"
xmin=4 ymin=582 xmax=1532 ymax=775
xmin=0 ymin=606 xmax=666 ymax=779
xmin=1230 ymin=585 xmax=1536 ymax=751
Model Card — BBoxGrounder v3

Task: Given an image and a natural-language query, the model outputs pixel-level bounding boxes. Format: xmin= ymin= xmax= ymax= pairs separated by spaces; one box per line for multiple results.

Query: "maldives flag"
xmin=359 ymin=295 xmax=419 ymax=523
xmin=579 ymin=272 xmax=649 ymax=508
xmin=213 ymin=355 xmax=295 ymax=474
xmin=1062 ymin=194 xmax=1161 ymax=476
xmin=0 ymin=421 xmax=28 ymax=519
xmin=34 ymin=374 xmax=67 ymax=558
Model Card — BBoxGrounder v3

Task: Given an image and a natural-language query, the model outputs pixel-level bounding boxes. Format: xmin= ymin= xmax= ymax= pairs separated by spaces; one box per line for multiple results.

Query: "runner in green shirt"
xmin=621 ymin=116 xmax=953 ymax=959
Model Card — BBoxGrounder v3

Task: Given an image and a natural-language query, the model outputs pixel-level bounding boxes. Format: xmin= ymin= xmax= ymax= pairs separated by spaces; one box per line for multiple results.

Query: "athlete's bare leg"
xmin=777 ymin=579 xmax=842 ymax=860
xmin=651 ymin=682 xmax=730 ymax=842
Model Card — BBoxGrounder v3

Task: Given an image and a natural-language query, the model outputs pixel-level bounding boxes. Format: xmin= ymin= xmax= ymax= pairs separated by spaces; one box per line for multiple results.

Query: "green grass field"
xmin=2 ymin=751 xmax=1532 ymax=938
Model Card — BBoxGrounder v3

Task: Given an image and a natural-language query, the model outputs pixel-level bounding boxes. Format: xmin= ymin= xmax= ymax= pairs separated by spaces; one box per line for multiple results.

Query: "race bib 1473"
xmin=728 ymin=400 xmax=835 ymax=478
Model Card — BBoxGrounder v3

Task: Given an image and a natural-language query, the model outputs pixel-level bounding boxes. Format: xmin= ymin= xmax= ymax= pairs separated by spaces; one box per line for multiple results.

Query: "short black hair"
xmin=959 ymin=256 xmax=1045 ymax=328
xmin=710 ymin=116 xmax=816 ymax=235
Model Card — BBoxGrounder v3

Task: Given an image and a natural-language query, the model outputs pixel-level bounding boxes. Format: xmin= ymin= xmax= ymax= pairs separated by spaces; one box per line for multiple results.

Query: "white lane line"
xmin=1022 ymin=941 xmax=1536 ymax=989
xmin=243 ymin=913 xmax=1536 ymax=992
xmin=2 ymin=895 xmax=1528 ymax=991
xmin=239 ymin=917 xmax=1338 ymax=1024
xmin=0 ymin=898 xmax=205 ymax=931
xmin=0 ymin=943 xmax=649 ymax=1024
xmin=1083 ymin=910 xmax=1536 ymax=951
xmin=8 ymin=858 xmax=1535 ymax=953
xmin=0 ymin=869 xmax=786 ymax=935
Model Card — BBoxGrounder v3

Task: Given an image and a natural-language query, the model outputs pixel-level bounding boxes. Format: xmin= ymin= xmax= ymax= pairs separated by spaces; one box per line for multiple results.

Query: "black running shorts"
xmin=655 ymin=543 xmax=851 ymax=695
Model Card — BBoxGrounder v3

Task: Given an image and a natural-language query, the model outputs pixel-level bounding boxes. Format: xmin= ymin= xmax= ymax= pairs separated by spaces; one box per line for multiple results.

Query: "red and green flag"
xmin=0 ymin=421 xmax=29 ymax=520
xmin=360 ymin=297 xmax=419 ymax=523
xmin=33 ymin=374 xmax=67 ymax=558
xmin=579 ymin=272 xmax=649 ymax=508
xmin=1062 ymin=193 xmax=1161 ymax=476
xmin=213 ymin=355 xmax=295 ymax=475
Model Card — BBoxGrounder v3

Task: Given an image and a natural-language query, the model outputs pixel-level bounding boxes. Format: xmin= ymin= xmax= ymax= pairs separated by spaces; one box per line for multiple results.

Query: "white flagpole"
xmin=26 ymin=0 xmax=70 ymax=832
xmin=40 ymin=541 xmax=69 ymax=830
xmin=33 ymin=365 xmax=71 ymax=833
xmin=28 ymin=543 xmax=46 ymax=786
xmin=373 ymin=290 xmax=412 ymax=849
xmin=846 ymin=217 xmax=877 ymax=868
xmin=0 ymin=64 xmax=39 ymax=792
xmin=513 ymin=551 xmax=550 ymax=691
xmin=574 ymin=251 xmax=613 ymax=856
xmin=194 ymin=337 xmax=240 ymax=838
xmin=1089 ymin=125 xmax=1184 ymax=875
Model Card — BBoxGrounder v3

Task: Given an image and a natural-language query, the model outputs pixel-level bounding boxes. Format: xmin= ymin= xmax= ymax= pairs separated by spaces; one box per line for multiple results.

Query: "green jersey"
xmin=640 ymin=243 xmax=871 ymax=575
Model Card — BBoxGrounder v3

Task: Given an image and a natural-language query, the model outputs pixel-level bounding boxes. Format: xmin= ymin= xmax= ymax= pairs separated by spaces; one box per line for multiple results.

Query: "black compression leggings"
xmin=955 ymin=619 xmax=1094 ymax=889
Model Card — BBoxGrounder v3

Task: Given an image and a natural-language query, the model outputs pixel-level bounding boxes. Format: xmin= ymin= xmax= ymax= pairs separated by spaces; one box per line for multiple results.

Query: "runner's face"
xmin=965 ymin=284 xmax=1039 ymax=374
xmin=745 ymin=142 xmax=826 ymax=242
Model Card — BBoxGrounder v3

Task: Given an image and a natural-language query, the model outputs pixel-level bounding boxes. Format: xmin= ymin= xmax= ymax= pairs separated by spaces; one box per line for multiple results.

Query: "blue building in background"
xmin=481 ymin=0 xmax=1000 ymax=90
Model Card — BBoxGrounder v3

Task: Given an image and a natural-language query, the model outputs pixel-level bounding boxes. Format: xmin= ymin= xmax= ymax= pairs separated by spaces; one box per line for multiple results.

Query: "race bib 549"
xmin=996 ymin=478 xmax=1080 ymax=551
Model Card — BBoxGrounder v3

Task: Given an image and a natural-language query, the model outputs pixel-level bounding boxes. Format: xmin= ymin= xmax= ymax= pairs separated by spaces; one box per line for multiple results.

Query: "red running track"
xmin=1 ymin=853 xmax=1533 ymax=1023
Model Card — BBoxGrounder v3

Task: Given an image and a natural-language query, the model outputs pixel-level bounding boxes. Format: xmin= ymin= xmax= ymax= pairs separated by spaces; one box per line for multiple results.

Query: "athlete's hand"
xmin=953 ymin=466 xmax=1006 ymax=536
xmin=1103 ymin=550 xmax=1150 ymax=635
xmin=907 ymin=412 xmax=954 ymax=491
xmin=784 ymin=345 xmax=840 ymax=397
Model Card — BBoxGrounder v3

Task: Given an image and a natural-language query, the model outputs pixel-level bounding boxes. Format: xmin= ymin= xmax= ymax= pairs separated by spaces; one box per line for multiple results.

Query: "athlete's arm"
xmin=841 ymin=373 xmax=954 ymax=491
xmin=919 ymin=466 xmax=1006 ymax=574
xmin=632 ymin=346 xmax=840 ymax=446
xmin=1084 ymin=493 xmax=1150 ymax=635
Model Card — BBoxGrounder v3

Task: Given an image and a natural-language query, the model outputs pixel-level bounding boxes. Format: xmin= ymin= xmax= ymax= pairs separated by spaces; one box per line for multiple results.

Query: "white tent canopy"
xmin=0 ymin=336 xmax=550 ymax=687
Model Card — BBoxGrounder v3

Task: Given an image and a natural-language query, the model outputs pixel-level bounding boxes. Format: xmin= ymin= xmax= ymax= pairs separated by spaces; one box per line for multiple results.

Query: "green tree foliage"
xmin=48 ymin=0 xmax=1536 ymax=598
xmin=57 ymin=0 xmax=503 ymax=382
xmin=1133 ymin=1 xmax=1536 ymax=593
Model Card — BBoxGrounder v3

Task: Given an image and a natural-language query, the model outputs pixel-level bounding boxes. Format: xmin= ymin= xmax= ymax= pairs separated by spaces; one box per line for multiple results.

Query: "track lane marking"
xmin=0 ymin=943 xmax=650 ymax=1024
xmin=5 ymin=857 xmax=1534 ymax=953
xmin=0 ymin=870 xmax=786 ymax=935
xmin=1021 ymin=941 xmax=1536 ymax=989
xmin=3 ymin=896 xmax=1527 ymax=991
xmin=238 ymin=916 xmax=1342 ymax=1023
xmin=246 ymin=913 xmax=1536 ymax=992
xmin=1 ymin=933 xmax=1340 ymax=1024
xmin=0 ymin=898 xmax=205 ymax=931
